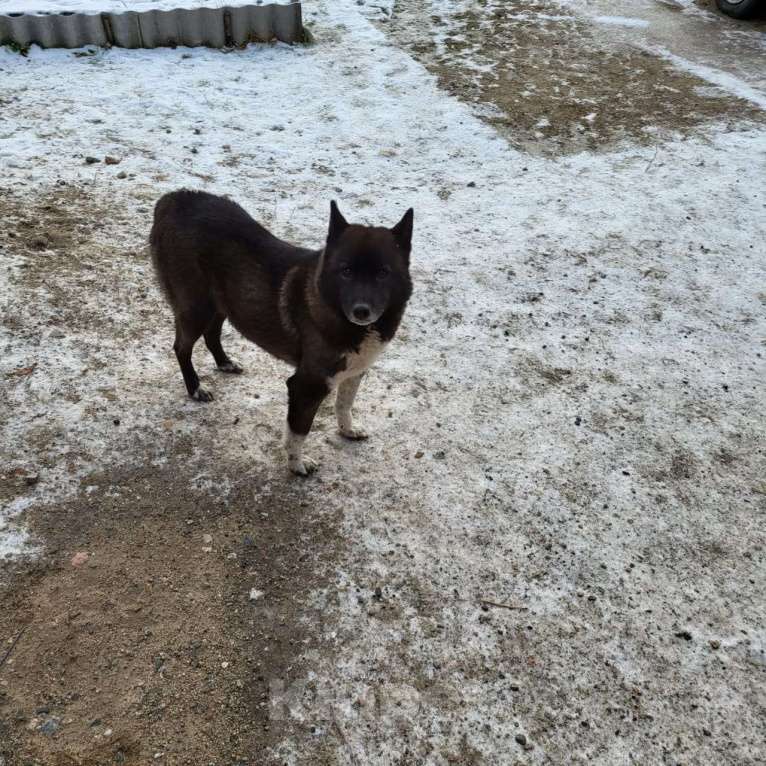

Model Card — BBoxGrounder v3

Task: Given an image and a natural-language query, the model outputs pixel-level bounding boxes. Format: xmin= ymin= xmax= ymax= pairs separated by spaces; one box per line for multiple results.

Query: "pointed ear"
xmin=327 ymin=200 xmax=348 ymax=244
xmin=392 ymin=208 xmax=414 ymax=252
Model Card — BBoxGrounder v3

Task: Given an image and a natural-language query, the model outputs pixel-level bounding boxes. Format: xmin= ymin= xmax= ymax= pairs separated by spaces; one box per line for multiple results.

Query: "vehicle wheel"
xmin=716 ymin=0 xmax=761 ymax=19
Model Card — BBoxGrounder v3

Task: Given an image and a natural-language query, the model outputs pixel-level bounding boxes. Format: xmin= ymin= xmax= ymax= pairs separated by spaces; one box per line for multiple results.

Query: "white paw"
xmin=339 ymin=425 xmax=369 ymax=441
xmin=289 ymin=455 xmax=319 ymax=476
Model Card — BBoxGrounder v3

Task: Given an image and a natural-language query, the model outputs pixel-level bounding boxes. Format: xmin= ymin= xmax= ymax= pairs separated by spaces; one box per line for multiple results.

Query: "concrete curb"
xmin=0 ymin=3 xmax=303 ymax=49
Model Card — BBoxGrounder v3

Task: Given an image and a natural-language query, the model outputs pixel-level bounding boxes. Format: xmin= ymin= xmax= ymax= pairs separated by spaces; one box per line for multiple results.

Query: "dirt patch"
xmin=380 ymin=0 xmax=763 ymax=154
xmin=0 ymin=184 xmax=97 ymax=258
xmin=0 ymin=453 xmax=343 ymax=766
xmin=0 ymin=184 xmax=151 ymax=344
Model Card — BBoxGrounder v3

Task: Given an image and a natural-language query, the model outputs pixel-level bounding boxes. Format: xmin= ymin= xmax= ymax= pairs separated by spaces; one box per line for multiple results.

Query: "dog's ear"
xmin=327 ymin=200 xmax=348 ymax=244
xmin=391 ymin=208 xmax=414 ymax=252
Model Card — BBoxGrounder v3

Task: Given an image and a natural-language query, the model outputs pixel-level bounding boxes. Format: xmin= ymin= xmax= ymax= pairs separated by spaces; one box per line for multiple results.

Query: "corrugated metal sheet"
xmin=0 ymin=3 xmax=303 ymax=49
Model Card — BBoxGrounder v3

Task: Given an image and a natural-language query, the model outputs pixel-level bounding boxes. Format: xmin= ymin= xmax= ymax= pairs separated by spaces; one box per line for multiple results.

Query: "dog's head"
xmin=318 ymin=201 xmax=413 ymax=327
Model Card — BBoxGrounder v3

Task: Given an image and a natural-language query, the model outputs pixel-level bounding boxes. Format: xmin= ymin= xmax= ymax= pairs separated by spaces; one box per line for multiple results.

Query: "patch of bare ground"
xmin=0 ymin=456 xmax=344 ymax=766
xmin=0 ymin=183 xmax=152 ymax=344
xmin=381 ymin=0 xmax=764 ymax=154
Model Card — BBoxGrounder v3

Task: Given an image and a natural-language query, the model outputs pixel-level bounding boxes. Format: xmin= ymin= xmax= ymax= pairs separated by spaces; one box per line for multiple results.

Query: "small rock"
xmin=373 ymin=586 xmax=383 ymax=602
xmin=104 ymin=728 xmax=113 ymax=737
xmin=202 ymin=534 xmax=213 ymax=544
xmin=221 ymin=661 xmax=229 ymax=669
xmin=466 ymin=181 xmax=476 ymax=188
xmin=113 ymin=418 xmax=120 ymax=426
xmin=703 ymin=727 xmax=711 ymax=736
xmin=84 ymin=156 xmax=100 ymax=164
xmin=433 ymin=450 xmax=446 ymax=460
xmin=104 ymin=156 xmax=121 ymax=165
xmin=71 ymin=552 xmax=89 ymax=567
xmin=39 ymin=717 xmax=60 ymax=735
xmin=249 ymin=588 xmax=264 ymax=601
xmin=24 ymin=473 xmax=39 ymax=486
xmin=116 ymin=171 xmax=127 ymax=179
xmin=414 ymin=451 xmax=424 ymax=459
xmin=515 ymin=733 xmax=527 ymax=746
xmin=709 ymin=640 xmax=720 ymax=650
xmin=574 ymin=416 xmax=582 ymax=426
xmin=675 ymin=630 xmax=693 ymax=641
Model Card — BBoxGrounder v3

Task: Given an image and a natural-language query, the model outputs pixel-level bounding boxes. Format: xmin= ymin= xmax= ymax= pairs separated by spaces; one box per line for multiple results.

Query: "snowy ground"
xmin=1 ymin=0 xmax=765 ymax=764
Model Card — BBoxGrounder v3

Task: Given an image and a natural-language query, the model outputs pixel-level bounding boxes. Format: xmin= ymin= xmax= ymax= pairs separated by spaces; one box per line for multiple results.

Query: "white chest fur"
xmin=328 ymin=331 xmax=386 ymax=389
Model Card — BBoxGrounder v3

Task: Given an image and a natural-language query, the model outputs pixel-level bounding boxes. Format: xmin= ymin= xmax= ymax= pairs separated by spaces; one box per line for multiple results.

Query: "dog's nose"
xmin=352 ymin=304 xmax=371 ymax=321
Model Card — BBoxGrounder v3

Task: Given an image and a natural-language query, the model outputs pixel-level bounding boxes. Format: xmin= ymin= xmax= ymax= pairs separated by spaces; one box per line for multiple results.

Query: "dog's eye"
xmin=376 ymin=267 xmax=390 ymax=280
xmin=341 ymin=267 xmax=353 ymax=279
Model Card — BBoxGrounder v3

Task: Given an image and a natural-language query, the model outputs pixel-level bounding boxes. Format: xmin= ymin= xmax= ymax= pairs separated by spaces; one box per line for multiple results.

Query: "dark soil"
xmin=0 ymin=455 xmax=343 ymax=766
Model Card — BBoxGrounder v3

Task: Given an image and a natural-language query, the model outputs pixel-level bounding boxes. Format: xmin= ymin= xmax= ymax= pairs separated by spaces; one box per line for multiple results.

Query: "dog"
xmin=150 ymin=190 xmax=413 ymax=475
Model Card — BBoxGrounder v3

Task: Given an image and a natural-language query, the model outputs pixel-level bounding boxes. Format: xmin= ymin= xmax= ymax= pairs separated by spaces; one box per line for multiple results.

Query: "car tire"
xmin=715 ymin=0 xmax=761 ymax=19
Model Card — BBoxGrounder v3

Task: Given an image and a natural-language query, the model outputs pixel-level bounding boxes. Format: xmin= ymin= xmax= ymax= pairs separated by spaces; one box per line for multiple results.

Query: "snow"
xmin=0 ymin=498 xmax=33 ymax=558
xmin=1 ymin=0 xmax=765 ymax=761
xmin=650 ymin=45 xmax=766 ymax=110
xmin=593 ymin=15 xmax=649 ymax=28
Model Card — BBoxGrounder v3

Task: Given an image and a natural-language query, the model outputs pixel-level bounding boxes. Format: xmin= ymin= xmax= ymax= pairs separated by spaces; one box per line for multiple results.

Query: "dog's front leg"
xmin=335 ymin=374 xmax=368 ymax=440
xmin=285 ymin=373 xmax=328 ymax=476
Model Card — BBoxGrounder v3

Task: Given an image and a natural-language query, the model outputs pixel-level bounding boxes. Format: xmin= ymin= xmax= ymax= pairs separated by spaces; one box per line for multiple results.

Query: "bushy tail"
xmin=149 ymin=194 xmax=177 ymax=304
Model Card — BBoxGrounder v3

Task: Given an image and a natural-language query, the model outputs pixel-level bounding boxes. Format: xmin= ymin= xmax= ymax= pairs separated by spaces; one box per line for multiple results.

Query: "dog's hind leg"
xmin=335 ymin=374 xmax=369 ymax=440
xmin=174 ymin=309 xmax=215 ymax=402
xmin=204 ymin=313 xmax=243 ymax=374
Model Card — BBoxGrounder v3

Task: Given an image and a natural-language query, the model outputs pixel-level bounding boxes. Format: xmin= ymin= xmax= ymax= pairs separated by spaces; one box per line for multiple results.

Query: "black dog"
xmin=150 ymin=190 xmax=413 ymax=475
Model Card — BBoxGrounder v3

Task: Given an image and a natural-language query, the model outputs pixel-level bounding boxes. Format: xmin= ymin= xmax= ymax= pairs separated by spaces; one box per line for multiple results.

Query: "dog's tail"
xmin=149 ymin=193 xmax=176 ymax=250
xmin=149 ymin=193 xmax=180 ymax=305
